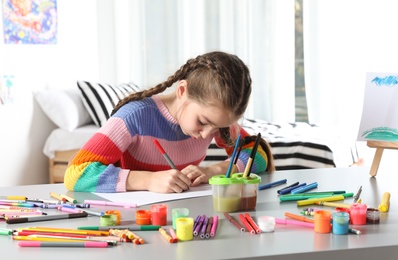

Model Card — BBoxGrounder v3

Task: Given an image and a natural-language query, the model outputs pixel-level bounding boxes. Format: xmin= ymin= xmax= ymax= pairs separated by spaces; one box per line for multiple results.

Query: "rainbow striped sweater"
xmin=64 ymin=96 xmax=269 ymax=193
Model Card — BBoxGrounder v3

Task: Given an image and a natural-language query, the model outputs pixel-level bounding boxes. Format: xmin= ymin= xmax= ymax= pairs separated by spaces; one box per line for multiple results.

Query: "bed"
xmin=36 ymin=82 xmax=354 ymax=183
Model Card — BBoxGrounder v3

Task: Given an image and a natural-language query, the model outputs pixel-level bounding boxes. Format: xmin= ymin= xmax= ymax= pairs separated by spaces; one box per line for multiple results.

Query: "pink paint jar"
xmin=350 ymin=203 xmax=367 ymax=225
xmin=151 ymin=204 xmax=167 ymax=226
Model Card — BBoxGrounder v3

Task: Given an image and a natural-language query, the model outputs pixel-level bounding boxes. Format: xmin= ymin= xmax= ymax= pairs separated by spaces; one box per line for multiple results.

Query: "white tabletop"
xmin=0 ymin=166 xmax=397 ymax=260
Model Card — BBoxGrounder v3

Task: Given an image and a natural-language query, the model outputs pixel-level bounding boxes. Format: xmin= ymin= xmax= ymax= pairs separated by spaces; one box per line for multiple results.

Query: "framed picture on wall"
xmin=2 ymin=0 xmax=58 ymax=44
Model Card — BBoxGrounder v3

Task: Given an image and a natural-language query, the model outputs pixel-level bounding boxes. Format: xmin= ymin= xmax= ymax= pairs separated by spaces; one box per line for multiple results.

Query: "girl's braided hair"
xmin=111 ymin=51 xmax=252 ymax=146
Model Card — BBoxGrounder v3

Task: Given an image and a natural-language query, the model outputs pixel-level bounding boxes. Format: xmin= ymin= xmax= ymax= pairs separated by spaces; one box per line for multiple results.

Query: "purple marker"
xmin=200 ymin=216 xmax=209 ymax=239
xmin=193 ymin=215 xmax=205 ymax=236
xmin=193 ymin=215 xmax=201 ymax=231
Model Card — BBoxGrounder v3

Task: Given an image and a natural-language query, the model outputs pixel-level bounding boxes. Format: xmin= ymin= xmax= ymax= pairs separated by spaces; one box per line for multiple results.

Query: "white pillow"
xmin=35 ymin=89 xmax=93 ymax=131
xmin=77 ymin=81 xmax=141 ymax=127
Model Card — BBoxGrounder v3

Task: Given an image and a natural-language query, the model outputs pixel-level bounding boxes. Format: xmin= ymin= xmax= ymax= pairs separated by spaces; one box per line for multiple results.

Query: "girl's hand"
xmin=147 ymin=169 xmax=192 ymax=193
xmin=181 ymin=165 xmax=213 ymax=187
xmin=181 ymin=161 xmax=231 ymax=186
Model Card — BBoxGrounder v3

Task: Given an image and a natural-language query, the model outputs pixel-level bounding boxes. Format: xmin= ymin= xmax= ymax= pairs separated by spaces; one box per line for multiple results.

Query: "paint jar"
xmin=209 ymin=175 xmax=242 ymax=212
xmin=232 ymin=173 xmax=261 ymax=211
xmin=332 ymin=212 xmax=350 ymax=235
xmin=151 ymin=204 xmax=167 ymax=226
xmin=257 ymin=216 xmax=275 ymax=233
xmin=172 ymin=208 xmax=189 ymax=230
xmin=105 ymin=210 xmax=121 ymax=225
xmin=176 ymin=217 xmax=194 ymax=241
xmin=366 ymin=207 xmax=380 ymax=224
xmin=136 ymin=210 xmax=151 ymax=225
xmin=335 ymin=207 xmax=351 ymax=224
xmin=350 ymin=203 xmax=367 ymax=225
xmin=314 ymin=210 xmax=332 ymax=233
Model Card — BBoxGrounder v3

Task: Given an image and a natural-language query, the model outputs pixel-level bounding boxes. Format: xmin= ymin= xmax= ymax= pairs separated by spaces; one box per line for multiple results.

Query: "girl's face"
xmin=177 ymin=100 xmax=236 ymax=139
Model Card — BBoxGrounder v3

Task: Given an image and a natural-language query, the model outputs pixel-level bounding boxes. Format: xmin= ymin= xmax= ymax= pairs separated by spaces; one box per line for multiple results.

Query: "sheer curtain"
xmin=303 ymin=0 xmax=398 ymax=140
xmin=107 ymin=0 xmax=295 ymax=121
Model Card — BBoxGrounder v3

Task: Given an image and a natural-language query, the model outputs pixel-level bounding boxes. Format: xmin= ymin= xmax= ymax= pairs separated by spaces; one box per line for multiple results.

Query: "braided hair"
xmin=111 ymin=51 xmax=252 ymax=146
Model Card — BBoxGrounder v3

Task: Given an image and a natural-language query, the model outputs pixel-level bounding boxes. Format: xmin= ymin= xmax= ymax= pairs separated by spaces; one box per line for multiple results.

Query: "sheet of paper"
xmin=93 ymin=184 xmax=212 ymax=206
xmin=357 ymin=72 xmax=398 ymax=141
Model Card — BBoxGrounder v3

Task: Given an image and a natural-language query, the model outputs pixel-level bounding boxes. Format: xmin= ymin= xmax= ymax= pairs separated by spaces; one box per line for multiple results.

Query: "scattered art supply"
xmin=274 ymin=218 xmax=314 ymax=228
xmin=366 ymin=208 xmax=380 ymax=224
xmin=257 ymin=216 xmax=275 ymax=232
xmin=258 ymin=179 xmax=287 ymax=190
xmin=314 ymin=210 xmax=331 ymax=233
xmin=210 ymin=215 xmax=218 ymax=237
xmin=223 ymin=212 xmax=245 ymax=232
xmin=172 ymin=208 xmax=189 ymax=229
xmin=84 ymin=200 xmax=136 ymax=208
xmin=176 ymin=217 xmax=194 ymax=241
xmin=238 ymin=213 xmax=255 ymax=234
xmin=291 ymin=182 xmax=318 ymax=194
xmin=151 ymin=204 xmax=167 ymax=226
xmin=378 ymin=192 xmax=391 ymax=213
xmin=18 ymin=241 xmax=110 ymax=248
xmin=332 ymin=212 xmax=350 ymax=235
xmin=277 ymin=182 xmax=300 ymax=194
xmin=6 ymin=212 xmax=88 ymax=224
xmin=350 ymin=203 xmax=367 ymax=225
xmin=135 ymin=210 xmax=151 ymax=225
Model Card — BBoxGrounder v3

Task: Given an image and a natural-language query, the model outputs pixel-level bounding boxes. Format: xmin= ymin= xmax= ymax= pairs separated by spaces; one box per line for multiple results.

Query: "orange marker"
xmin=284 ymin=212 xmax=315 ymax=223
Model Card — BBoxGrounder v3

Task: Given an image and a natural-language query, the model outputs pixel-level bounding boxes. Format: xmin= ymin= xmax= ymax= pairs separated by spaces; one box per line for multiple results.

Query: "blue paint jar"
xmin=332 ymin=212 xmax=350 ymax=235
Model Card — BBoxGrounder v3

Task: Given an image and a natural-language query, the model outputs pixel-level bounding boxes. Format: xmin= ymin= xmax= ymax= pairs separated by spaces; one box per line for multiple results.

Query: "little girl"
xmin=64 ymin=51 xmax=274 ymax=193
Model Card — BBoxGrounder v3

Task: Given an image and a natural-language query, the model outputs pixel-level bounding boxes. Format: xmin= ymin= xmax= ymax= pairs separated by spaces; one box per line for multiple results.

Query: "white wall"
xmin=0 ymin=0 xmax=109 ymax=186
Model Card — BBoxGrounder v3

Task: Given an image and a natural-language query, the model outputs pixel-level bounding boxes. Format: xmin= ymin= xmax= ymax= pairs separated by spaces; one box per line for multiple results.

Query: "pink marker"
xmin=83 ymin=200 xmax=136 ymax=208
xmin=18 ymin=241 xmax=109 ymax=248
xmin=275 ymin=218 xmax=314 ymax=228
xmin=210 ymin=215 xmax=218 ymax=237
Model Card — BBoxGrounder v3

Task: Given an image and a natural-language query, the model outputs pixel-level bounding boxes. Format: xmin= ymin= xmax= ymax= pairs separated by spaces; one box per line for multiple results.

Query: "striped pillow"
xmin=77 ymin=81 xmax=141 ymax=127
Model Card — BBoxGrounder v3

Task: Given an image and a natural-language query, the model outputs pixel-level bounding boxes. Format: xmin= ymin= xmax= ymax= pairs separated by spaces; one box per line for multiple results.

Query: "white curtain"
xmin=103 ymin=0 xmax=295 ymax=121
xmin=303 ymin=0 xmax=398 ymax=140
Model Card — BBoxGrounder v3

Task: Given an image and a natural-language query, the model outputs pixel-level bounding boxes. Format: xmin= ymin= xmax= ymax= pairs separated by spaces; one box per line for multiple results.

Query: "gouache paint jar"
xmin=332 ymin=212 xmax=350 ymax=235
xmin=314 ymin=210 xmax=332 ymax=233
xmin=151 ymin=204 xmax=167 ymax=226
xmin=232 ymin=173 xmax=261 ymax=211
xmin=350 ymin=203 xmax=367 ymax=225
xmin=172 ymin=208 xmax=189 ymax=229
xmin=209 ymin=175 xmax=242 ymax=213
xmin=176 ymin=217 xmax=194 ymax=241
xmin=366 ymin=208 xmax=380 ymax=224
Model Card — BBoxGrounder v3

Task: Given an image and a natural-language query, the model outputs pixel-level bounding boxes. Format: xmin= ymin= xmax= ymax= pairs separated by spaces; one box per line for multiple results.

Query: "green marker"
xmin=77 ymin=225 xmax=161 ymax=231
xmin=0 ymin=228 xmax=12 ymax=236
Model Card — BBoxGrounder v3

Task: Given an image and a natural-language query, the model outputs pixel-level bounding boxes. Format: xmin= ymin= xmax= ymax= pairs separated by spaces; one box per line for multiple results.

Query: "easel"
xmin=367 ymin=140 xmax=398 ymax=176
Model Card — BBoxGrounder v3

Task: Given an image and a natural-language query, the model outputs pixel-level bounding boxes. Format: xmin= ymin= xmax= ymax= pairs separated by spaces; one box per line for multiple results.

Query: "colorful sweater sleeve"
xmin=64 ymin=117 xmax=132 ymax=193
xmin=215 ymin=125 xmax=269 ymax=174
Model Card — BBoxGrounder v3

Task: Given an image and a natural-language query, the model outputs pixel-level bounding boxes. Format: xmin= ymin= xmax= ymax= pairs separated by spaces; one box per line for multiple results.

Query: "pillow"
xmin=77 ymin=81 xmax=141 ymax=127
xmin=35 ymin=89 xmax=93 ymax=131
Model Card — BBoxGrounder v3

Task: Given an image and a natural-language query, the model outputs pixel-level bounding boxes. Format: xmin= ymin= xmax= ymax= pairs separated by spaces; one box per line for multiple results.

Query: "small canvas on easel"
xmin=358 ymin=72 xmax=398 ymax=142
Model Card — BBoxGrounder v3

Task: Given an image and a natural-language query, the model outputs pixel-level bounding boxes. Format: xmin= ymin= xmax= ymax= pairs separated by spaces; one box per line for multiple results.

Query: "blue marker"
xmin=291 ymin=182 xmax=318 ymax=194
xmin=258 ymin=179 xmax=287 ymax=190
xmin=278 ymin=183 xmax=307 ymax=195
